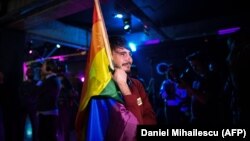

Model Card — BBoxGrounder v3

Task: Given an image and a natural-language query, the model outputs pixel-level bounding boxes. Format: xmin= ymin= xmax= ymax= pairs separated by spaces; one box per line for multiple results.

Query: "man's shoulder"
xmin=130 ymin=78 xmax=146 ymax=89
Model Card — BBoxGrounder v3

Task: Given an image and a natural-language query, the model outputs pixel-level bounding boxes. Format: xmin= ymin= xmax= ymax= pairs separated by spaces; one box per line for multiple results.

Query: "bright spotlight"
xmin=128 ymin=42 xmax=136 ymax=52
xmin=123 ymin=16 xmax=131 ymax=33
xmin=114 ymin=13 xmax=123 ymax=19
xmin=56 ymin=44 xmax=61 ymax=48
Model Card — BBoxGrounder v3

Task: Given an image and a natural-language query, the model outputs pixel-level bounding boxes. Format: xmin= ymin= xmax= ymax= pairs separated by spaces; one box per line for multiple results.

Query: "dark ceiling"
xmin=0 ymin=0 xmax=249 ymax=57
xmin=57 ymin=0 xmax=249 ymax=40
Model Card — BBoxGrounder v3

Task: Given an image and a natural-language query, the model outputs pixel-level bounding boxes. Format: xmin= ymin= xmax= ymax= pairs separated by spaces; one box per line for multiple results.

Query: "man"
xmin=57 ymin=62 xmax=76 ymax=141
xmin=110 ymin=35 xmax=157 ymax=125
xmin=225 ymin=31 xmax=250 ymax=125
xmin=108 ymin=35 xmax=157 ymax=140
xmin=185 ymin=51 xmax=222 ymax=125
xmin=159 ymin=64 xmax=190 ymax=125
xmin=19 ymin=67 xmax=39 ymax=141
xmin=83 ymin=36 xmax=157 ymax=141
xmin=37 ymin=59 xmax=61 ymax=141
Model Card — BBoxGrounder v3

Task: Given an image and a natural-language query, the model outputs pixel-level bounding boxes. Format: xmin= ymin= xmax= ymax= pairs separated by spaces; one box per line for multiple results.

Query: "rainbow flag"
xmin=75 ymin=0 xmax=124 ymax=140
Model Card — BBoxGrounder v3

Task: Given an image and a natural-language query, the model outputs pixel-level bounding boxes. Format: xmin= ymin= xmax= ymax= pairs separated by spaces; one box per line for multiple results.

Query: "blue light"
xmin=123 ymin=16 xmax=131 ymax=32
xmin=26 ymin=129 xmax=32 ymax=137
xmin=25 ymin=117 xmax=33 ymax=140
xmin=56 ymin=44 xmax=61 ymax=48
xmin=128 ymin=42 xmax=136 ymax=52
xmin=124 ymin=25 xmax=130 ymax=30
xmin=114 ymin=14 xmax=123 ymax=19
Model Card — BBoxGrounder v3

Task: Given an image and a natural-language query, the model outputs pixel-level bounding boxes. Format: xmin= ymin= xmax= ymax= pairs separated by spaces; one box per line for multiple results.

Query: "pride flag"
xmin=75 ymin=0 xmax=124 ymax=140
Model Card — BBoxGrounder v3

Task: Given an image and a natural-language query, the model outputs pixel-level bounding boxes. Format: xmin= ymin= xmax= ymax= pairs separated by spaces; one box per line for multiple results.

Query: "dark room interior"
xmin=1 ymin=0 xmax=249 ymax=141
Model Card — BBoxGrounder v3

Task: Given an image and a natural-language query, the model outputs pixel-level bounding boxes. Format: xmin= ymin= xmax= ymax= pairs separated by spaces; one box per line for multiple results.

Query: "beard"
xmin=122 ymin=62 xmax=132 ymax=72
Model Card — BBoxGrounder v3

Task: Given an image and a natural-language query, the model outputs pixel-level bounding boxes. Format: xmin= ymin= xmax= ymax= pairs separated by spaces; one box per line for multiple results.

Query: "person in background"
xmin=57 ymin=62 xmax=77 ymax=141
xmin=37 ymin=59 xmax=61 ymax=141
xmin=159 ymin=64 xmax=190 ymax=125
xmin=19 ymin=67 xmax=39 ymax=141
xmin=185 ymin=51 xmax=223 ymax=125
xmin=225 ymin=30 xmax=250 ymax=125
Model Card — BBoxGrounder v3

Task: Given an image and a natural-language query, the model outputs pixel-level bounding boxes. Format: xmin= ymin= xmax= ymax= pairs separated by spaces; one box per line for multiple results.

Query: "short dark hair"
xmin=109 ymin=35 xmax=131 ymax=51
xmin=45 ymin=59 xmax=59 ymax=72
xmin=186 ymin=51 xmax=208 ymax=67
xmin=186 ymin=51 xmax=203 ymax=62
xmin=57 ymin=61 xmax=67 ymax=74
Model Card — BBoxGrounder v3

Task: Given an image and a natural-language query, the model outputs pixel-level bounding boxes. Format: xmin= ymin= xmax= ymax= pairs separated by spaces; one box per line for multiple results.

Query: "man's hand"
xmin=112 ymin=68 xmax=127 ymax=85
xmin=112 ymin=68 xmax=131 ymax=96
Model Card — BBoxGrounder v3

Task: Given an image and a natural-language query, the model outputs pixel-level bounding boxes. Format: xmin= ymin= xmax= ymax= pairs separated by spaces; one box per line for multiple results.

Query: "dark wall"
xmin=0 ymin=27 xmax=25 ymax=108
xmin=0 ymin=28 xmax=25 ymax=96
xmin=0 ymin=27 xmax=25 ymax=140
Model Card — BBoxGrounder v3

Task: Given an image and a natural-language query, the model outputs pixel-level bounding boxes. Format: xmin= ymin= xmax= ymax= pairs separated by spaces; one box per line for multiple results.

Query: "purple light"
xmin=51 ymin=55 xmax=65 ymax=61
xmin=217 ymin=27 xmax=240 ymax=35
xmin=29 ymin=50 xmax=33 ymax=54
xmin=81 ymin=77 xmax=85 ymax=82
xmin=144 ymin=39 xmax=160 ymax=45
xmin=23 ymin=63 xmax=28 ymax=80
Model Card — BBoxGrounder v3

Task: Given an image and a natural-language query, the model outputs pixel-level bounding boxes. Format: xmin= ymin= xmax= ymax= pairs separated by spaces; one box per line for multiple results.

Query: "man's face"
xmin=26 ymin=69 xmax=34 ymax=80
xmin=41 ymin=62 xmax=48 ymax=76
xmin=112 ymin=47 xmax=133 ymax=73
xmin=189 ymin=60 xmax=203 ymax=75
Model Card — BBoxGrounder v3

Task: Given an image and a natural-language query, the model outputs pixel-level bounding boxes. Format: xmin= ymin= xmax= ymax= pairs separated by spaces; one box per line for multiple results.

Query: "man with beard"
xmin=110 ymin=36 xmax=157 ymax=125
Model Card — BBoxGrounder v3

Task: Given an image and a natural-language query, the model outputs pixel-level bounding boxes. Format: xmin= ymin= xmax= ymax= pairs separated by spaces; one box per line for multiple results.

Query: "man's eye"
xmin=121 ymin=53 xmax=126 ymax=56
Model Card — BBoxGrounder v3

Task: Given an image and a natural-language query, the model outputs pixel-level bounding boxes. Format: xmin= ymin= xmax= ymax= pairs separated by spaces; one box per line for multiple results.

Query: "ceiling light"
xmin=123 ymin=16 xmax=131 ymax=33
xmin=56 ymin=44 xmax=61 ymax=48
xmin=113 ymin=13 xmax=123 ymax=19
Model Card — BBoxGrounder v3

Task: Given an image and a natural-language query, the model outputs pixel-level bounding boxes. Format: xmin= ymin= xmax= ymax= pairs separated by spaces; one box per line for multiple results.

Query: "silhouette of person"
xmin=37 ymin=59 xmax=61 ymax=141
xmin=185 ymin=51 xmax=223 ymax=125
xmin=159 ymin=64 xmax=190 ymax=125
xmin=19 ymin=67 xmax=39 ymax=141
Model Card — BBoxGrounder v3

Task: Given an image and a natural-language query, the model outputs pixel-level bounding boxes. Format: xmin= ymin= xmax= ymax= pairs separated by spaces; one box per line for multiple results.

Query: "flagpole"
xmin=94 ymin=0 xmax=114 ymax=70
